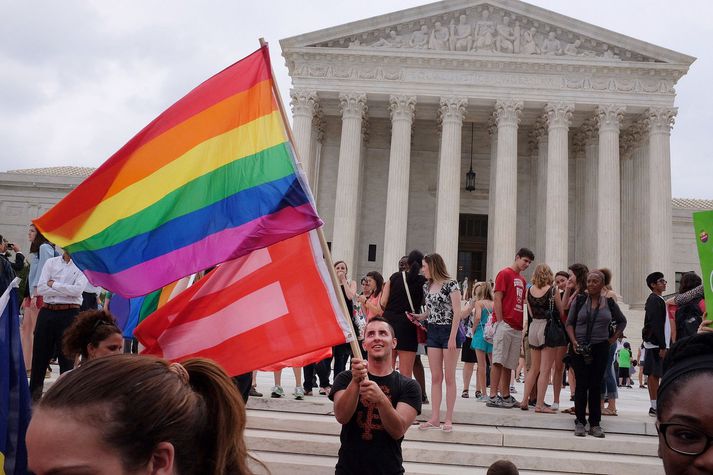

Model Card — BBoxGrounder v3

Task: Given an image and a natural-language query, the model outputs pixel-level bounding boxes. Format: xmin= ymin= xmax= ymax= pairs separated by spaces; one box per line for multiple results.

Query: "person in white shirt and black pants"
xmin=29 ymin=250 xmax=88 ymax=401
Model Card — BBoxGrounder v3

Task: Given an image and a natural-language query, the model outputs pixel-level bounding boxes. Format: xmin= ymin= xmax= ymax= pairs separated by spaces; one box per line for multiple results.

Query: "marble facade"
xmin=280 ymin=0 xmax=696 ymax=306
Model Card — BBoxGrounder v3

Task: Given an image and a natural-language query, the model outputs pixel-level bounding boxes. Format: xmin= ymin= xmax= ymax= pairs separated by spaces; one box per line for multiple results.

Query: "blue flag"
xmin=0 ymin=278 xmax=31 ymax=474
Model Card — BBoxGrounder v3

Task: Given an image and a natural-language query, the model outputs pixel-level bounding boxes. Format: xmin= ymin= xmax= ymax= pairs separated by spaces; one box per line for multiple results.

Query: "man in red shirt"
xmin=487 ymin=248 xmax=534 ymax=409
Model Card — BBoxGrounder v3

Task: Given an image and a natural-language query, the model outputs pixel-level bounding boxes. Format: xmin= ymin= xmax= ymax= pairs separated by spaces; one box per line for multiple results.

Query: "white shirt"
xmin=36 ymin=256 xmax=88 ymax=305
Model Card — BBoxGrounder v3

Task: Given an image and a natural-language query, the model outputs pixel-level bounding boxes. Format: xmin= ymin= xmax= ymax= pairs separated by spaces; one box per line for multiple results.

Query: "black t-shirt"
xmin=384 ymin=272 xmax=426 ymax=314
xmin=329 ymin=370 xmax=422 ymax=474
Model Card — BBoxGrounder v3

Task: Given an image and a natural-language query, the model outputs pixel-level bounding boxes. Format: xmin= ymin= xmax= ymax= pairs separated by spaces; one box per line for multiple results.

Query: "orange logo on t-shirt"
xmin=357 ymin=385 xmax=392 ymax=440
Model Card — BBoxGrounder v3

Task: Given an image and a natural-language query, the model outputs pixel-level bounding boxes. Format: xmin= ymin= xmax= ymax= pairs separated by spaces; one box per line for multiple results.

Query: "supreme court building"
xmin=280 ymin=0 xmax=695 ymax=307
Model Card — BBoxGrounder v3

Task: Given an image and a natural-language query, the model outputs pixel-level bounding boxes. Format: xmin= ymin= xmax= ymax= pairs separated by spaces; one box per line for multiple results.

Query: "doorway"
xmin=456 ymin=214 xmax=488 ymax=284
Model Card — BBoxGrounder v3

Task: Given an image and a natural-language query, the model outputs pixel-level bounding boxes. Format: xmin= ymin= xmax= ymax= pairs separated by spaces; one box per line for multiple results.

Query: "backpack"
xmin=675 ymin=297 xmax=703 ymax=339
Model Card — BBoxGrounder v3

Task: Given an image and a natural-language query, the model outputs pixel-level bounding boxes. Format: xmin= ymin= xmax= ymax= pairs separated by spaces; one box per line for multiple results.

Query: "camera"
xmin=577 ymin=343 xmax=593 ymax=365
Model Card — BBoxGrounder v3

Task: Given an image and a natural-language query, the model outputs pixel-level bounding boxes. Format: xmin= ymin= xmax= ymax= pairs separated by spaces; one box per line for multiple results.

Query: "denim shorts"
xmin=426 ymin=323 xmax=463 ymax=349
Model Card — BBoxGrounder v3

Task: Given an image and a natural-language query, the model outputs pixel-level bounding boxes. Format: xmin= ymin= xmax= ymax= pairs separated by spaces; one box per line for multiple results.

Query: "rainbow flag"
xmin=33 ymin=46 xmax=322 ymax=297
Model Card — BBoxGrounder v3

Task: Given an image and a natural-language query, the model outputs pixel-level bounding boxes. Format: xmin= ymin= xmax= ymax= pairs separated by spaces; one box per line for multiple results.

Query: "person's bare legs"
xmin=475 ymin=350 xmax=488 ymax=396
xmin=273 ymin=370 xmax=281 ymax=386
xmin=292 ymin=367 xmax=302 ymax=387
xmin=462 ymin=362 xmax=474 ymax=396
xmin=536 ymin=348 xmax=556 ymax=412
xmin=398 ymin=350 xmax=416 ymax=378
xmin=21 ymin=300 xmax=39 ymax=370
xmin=552 ymin=346 xmax=567 ymax=406
xmin=413 ymin=354 xmax=427 ymax=401
xmin=426 ymin=348 xmax=445 ymax=426
xmin=520 ymin=348 xmax=541 ymax=408
xmin=444 ymin=347 xmax=460 ymax=427
xmin=489 ymin=363 xmax=503 ymax=398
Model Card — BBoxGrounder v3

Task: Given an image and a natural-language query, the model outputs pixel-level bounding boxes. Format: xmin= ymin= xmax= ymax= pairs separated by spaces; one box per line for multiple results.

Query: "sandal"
xmin=520 ymin=403 xmax=529 ymax=411
xmin=535 ymin=406 xmax=556 ymax=414
xmin=602 ymin=408 xmax=618 ymax=416
xmin=418 ymin=421 xmax=441 ymax=430
xmin=461 ymin=390 xmax=469 ymax=398
xmin=562 ymin=407 xmax=576 ymax=414
xmin=442 ymin=424 xmax=453 ymax=433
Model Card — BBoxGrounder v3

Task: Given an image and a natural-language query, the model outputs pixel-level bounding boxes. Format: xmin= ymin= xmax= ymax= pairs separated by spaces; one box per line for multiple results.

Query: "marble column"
xmin=526 ymin=129 xmax=539 ymax=268
xmin=596 ymin=105 xmax=625 ymax=286
xmin=582 ymin=118 xmax=598 ymax=268
xmin=382 ymin=95 xmax=416 ymax=277
xmin=290 ymin=89 xmax=319 ymax=183
xmin=331 ymin=92 xmax=367 ymax=274
xmin=631 ymin=119 xmax=650 ymax=307
xmin=572 ymin=130 xmax=587 ymax=263
xmin=535 ymin=118 xmax=548 ymax=261
xmin=544 ymin=103 xmax=574 ymax=273
xmin=486 ymin=115 xmax=498 ymax=280
xmin=435 ymin=96 xmax=467 ymax=274
xmin=491 ymin=99 xmax=523 ymax=273
xmin=646 ymin=107 xmax=677 ymax=283
xmin=619 ymin=129 xmax=636 ymax=303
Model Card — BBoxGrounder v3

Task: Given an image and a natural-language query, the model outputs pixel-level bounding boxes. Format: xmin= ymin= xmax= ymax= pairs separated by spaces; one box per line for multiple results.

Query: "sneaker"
xmin=476 ymin=394 xmax=488 ymax=402
xmin=249 ymin=386 xmax=263 ymax=397
xmin=589 ymin=425 xmax=605 ymax=438
xmin=551 ymin=403 xmax=560 ymax=411
xmin=486 ymin=395 xmax=503 ymax=408
xmin=501 ymin=395 xmax=518 ymax=408
xmin=648 ymin=407 xmax=657 ymax=417
xmin=271 ymin=385 xmax=284 ymax=398
xmin=574 ymin=421 xmax=586 ymax=437
xmin=294 ymin=387 xmax=305 ymax=400
xmin=509 ymin=385 xmax=517 ymax=394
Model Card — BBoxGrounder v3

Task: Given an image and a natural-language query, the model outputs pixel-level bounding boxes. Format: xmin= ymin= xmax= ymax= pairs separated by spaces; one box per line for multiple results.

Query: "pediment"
xmin=280 ymin=0 xmax=694 ymax=66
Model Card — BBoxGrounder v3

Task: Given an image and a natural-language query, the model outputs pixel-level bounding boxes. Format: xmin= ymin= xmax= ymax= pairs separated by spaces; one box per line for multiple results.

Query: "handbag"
xmin=544 ymin=286 xmax=568 ymax=347
xmin=483 ymin=309 xmax=497 ymax=343
xmin=403 ymin=272 xmax=427 ymax=344
xmin=471 ymin=305 xmax=493 ymax=350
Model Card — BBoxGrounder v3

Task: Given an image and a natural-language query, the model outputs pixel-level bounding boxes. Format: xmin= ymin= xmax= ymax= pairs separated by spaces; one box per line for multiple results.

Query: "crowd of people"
xmin=1 ymin=222 xmax=710 ymax=474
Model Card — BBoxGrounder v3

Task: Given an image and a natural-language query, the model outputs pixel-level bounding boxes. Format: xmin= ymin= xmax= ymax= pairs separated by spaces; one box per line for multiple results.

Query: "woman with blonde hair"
xmin=520 ymin=263 xmax=564 ymax=412
xmin=470 ymin=281 xmax=494 ymax=401
xmin=415 ymin=253 xmax=463 ymax=432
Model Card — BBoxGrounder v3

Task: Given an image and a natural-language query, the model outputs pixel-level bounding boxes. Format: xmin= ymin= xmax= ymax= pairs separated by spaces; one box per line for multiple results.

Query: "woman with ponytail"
xmin=26 ymin=354 xmax=263 ymax=475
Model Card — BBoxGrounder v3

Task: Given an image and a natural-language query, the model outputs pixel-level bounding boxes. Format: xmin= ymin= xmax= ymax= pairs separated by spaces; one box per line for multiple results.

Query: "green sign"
xmin=693 ymin=210 xmax=713 ymax=320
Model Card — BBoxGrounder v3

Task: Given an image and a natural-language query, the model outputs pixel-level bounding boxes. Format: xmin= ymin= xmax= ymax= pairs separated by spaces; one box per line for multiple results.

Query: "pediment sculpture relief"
xmin=316 ymin=5 xmax=656 ymax=62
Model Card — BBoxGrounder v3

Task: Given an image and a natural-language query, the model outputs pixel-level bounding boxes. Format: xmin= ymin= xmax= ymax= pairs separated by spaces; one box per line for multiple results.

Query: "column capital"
xmin=313 ymin=115 xmax=326 ymax=144
xmin=619 ymin=129 xmax=637 ymax=160
xmin=645 ymin=107 xmax=677 ymax=135
xmin=338 ymin=92 xmax=368 ymax=120
xmin=545 ymin=102 xmax=574 ymax=130
xmin=487 ymin=112 xmax=498 ymax=137
xmin=438 ymin=96 xmax=467 ymax=127
xmin=388 ymin=95 xmax=416 ymax=123
xmin=290 ymin=89 xmax=320 ymax=118
xmin=572 ymin=129 xmax=587 ymax=155
xmin=534 ymin=115 xmax=548 ymax=144
xmin=494 ymin=99 xmax=523 ymax=127
xmin=629 ymin=118 xmax=649 ymax=146
xmin=581 ymin=117 xmax=598 ymax=144
xmin=527 ymin=129 xmax=539 ymax=155
xmin=595 ymin=105 xmax=626 ymax=133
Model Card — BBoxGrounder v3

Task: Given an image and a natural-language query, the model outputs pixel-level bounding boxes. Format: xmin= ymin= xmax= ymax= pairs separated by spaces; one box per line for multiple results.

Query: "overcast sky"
xmin=1 ymin=0 xmax=711 ymax=198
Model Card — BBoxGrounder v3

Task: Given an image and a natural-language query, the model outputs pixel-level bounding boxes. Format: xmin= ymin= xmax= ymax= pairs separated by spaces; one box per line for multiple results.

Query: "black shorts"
xmin=618 ymin=367 xmax=630 ymax=379
xmin=461 ymin=337 xmax=477 ymax=363
xmin=643 ymin=348 xmax=663 ymax=378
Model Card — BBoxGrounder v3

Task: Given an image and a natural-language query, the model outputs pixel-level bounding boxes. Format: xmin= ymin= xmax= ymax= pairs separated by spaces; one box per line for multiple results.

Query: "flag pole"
xmin=259 ymin=38 xmax=363 ymax=360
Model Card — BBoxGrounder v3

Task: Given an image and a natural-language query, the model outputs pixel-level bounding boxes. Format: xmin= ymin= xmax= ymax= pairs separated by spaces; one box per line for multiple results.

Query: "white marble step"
xmin=246 ymin=409 xmax=658 ymax=457
xmin=245 ymin=428 xmax=664 ymax=475
xmin=246 ymin=396 xmax=658 ymax=436
xmin=251 ymin=450 xmax=554 ymax=475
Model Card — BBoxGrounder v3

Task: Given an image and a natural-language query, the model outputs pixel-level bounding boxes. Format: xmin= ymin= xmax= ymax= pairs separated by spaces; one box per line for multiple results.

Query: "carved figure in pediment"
xmin=410 ymin=25 xmax=430 ymax=49
xmin=348 ymin=39 xmax=361 ymax=48
xmin=602 ymin=45 xmax=619 ymax=59
xmin=429 ymin=21 xmax=450 ymax=50
xmin=450 ymin=15 xmax=474 ymax=52
xmin=371 ymin=30 xmax=405 ymax=48
xmin=541 ymin=31 xmax=561 ymax=55
xmin=521 ymin=27 xmax=540 ymax=54
xmin=495 ymin=16 xmax=518 ymax=54
xmin=564 ymin=39 xmax=581 ymax=56
xmin=473 ymin=9 xmax=496 ymax=51
xmin=513 ymin=21 xmax=521 ymax=53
